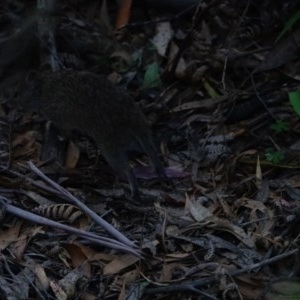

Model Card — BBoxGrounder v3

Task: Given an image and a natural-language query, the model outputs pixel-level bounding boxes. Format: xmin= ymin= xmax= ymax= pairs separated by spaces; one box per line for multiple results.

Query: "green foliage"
xmin=265 ymin=149 xmax=285 ymax=164
xmin=265 ymin=279 xmax=300 ymax=300
xmin=275 ymin=10 xmax=300 ymax=43
xmin=146 ymin=44 xmax=158 ymax=52
xmin=202 ymin=78 xmax=219 ymax=97
xmin=288 ymin=87 xmax=300 ymax=117
xmin=142 ymin=62 xmax=162 ymax=89
xmin=270 ymin=120 xmax=289 ymax=133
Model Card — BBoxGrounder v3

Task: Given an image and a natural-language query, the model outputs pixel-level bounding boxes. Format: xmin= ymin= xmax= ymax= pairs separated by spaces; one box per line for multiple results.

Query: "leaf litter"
xmin=0 ymin=0 xmax=299 ymax=299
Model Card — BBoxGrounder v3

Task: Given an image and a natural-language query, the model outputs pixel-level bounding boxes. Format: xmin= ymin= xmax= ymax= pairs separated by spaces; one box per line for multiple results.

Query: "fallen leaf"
xmin=103 ymin=254 xmax=140 ymax=275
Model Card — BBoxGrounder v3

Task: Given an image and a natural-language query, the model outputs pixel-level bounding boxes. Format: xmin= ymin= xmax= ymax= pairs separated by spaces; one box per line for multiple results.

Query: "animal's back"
xmin=41 ymin=71 xmax=150 ymax=148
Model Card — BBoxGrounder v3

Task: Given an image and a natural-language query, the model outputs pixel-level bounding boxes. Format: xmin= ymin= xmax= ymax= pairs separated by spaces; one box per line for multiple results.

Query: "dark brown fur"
xmin=40 ymin=71 xmax=165 ymax=199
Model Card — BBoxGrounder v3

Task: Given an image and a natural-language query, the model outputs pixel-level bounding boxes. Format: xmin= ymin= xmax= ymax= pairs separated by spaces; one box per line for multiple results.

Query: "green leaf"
xmin=142 ymin=62 xmax=162 ymax=90
xmin=266 ymin=279 xmax=300 ymax=300
xmin=265 ymin=150 xmax=285 ymax=164
xmin=288 ymin=88 xmax=300 ymax=117
xmin=202 ymin=78 xmax=219 ymax=98
xmin=270 ymin=120 xmax=289 ymax=133
xmin=275 ymin=10 xmax=300 ymax=43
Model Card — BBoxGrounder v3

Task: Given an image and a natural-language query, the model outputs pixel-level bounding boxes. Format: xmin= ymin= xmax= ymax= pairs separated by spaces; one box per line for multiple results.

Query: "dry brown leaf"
xmin=34 ymin=264 xmax=50 ymax=291
xmin=256 ymin=155 xmax=262 ymax=188
xmin=81 ymin=293 xmax=97 ymax=300
xmin=115 ymin=0 xmax=132 ymax=29
xmin=165 ymin=253 xmax=190 ymax=260
xmin=160 ymin=262 xmax=183 ymax=282
xmin=235 ymin=274 xmax=265 ymax=299
xmin=118 ymin=281 xmax=126 ymax=300
xmin=171 ymin=95 xmax=227 ymax=112
xmin=12 ymin=131 xmax=41 ymax=160
xmin=0 ymin=221 xmax=22 ymax=250
xmin=11 ymin=236 xmax=29 ymax=260
xmin=103 ymin=254 xmax=140 ymax=275
xmin=217 ymin=193 xmax=234 ymax=217
xmin=11 ymin=226 xmax=44 ymax=260
xmin=68 ymin=243 xmax=115 ymax=264
xmin=64 ymin=244 xmax=91 ymax=277
xmin=198 ymin=216 xmax=255 ymax=248
xmin=65 ymin=141 xmax=80 ymax=169
xmin=121 ymin=269 xmax=140 ymax=285
xmin=50 ymin=280 xmax=67 ymax=300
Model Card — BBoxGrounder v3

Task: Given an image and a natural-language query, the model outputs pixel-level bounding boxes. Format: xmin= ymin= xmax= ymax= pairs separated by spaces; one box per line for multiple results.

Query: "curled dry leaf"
xmin=187 ymin=198 xmax=213 ymax=222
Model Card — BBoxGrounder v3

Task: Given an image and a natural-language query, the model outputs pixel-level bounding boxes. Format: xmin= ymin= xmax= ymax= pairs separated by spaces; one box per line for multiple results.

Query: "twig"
xmin=28 ymin=161 xmax=137 ymax=249
xmin=0 ymin=196 xmax=140 ymax=256
xmin=145 ymin=248 xmax=298 ymax=295
xmin=250 ymin=74 xmax=277 ymax=121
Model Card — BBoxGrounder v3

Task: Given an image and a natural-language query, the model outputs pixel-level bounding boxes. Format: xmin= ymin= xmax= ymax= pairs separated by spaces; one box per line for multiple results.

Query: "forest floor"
xmin=0 ymin=0 xmax=300 ymax=299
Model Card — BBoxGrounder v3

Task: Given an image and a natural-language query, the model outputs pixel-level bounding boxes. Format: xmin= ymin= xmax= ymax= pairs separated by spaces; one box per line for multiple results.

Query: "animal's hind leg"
xmin=125 ymin=168 xmax=141 ymax=201
xmin=139 ymin=136 xmax=167 ymax=180
xmin=102 ymin=150 xmax=141 ymax=200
